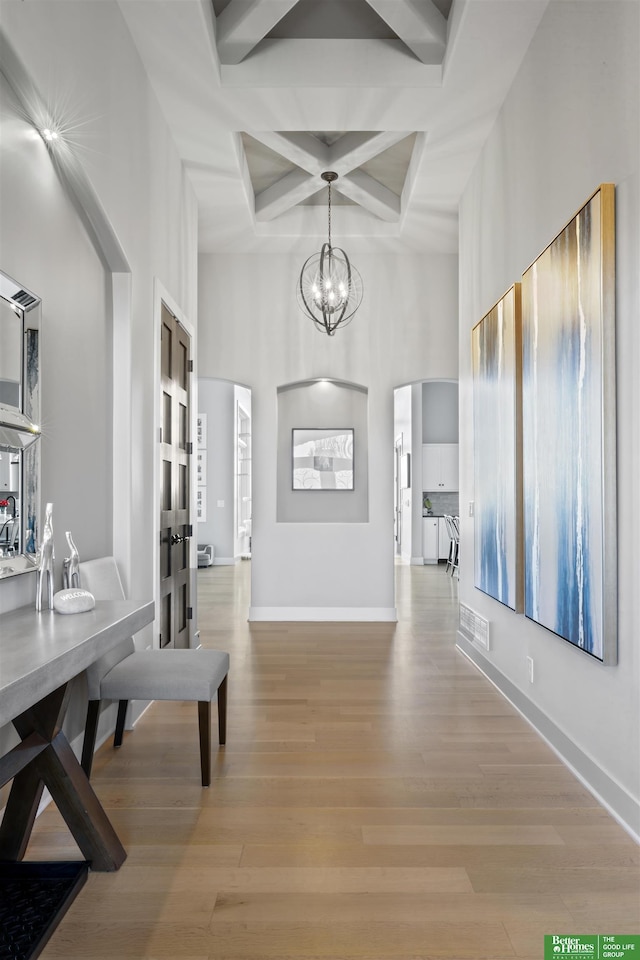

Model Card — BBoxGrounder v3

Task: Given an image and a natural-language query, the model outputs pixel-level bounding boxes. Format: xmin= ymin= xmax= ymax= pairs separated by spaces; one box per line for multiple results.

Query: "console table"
xmin=0 ymin=598 xmax=154 ymax=870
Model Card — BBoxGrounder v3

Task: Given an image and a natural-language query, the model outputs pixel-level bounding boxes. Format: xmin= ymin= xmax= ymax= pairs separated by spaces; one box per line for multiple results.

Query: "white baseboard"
xmin=249 ymin=606 xmax=398 ymax=622
xmin=213 ymin=557 xmax=239 ymax=566
xmin=456 ymin=632 xmax=640 ymax=843
xmin=410 ymin=557 xmax=425 ymax=565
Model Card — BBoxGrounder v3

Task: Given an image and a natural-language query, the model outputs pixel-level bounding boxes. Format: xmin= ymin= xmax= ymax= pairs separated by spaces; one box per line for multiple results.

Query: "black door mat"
xmin=0 ymin=860 xmax=89 ymax=960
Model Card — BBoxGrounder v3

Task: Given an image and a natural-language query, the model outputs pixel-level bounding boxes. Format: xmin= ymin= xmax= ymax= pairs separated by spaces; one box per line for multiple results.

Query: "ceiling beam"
xmin=337 ymin=170 xmax=401 ymax=222
xmin=245 ymin=131 xmax=329 ymax=175
xmin=363 ymin=0 xmax=447 ymax=64
xmin=328 ymin=131 xmax=412 ymax=175
xmin=247 ymin=131 xmax=410 ymax=222
xmin=254 ymin=168 xmax=323 ymax=220
xmin=216 ymin=0 xmax=299 ymax=65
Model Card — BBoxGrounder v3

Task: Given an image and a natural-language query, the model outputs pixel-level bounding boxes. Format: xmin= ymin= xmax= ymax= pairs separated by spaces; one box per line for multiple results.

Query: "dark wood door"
xmin=159 ymin=303 xmax=191 ymax=649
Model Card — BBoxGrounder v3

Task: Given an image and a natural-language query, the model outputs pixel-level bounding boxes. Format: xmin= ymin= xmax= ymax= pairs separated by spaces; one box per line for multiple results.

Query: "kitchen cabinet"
xmin=422 ymin=443 xmax=459 ymax=491
xmin=423 ymin=518 xmax=438 ymax=564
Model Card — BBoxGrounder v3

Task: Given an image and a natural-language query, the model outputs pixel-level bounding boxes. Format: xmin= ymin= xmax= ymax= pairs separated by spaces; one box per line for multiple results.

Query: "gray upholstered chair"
xmin=79 ymin=556 xmax=229 ymax=786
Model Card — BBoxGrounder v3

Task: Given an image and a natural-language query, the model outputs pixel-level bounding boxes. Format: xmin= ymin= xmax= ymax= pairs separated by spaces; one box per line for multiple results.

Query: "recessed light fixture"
xmin=41 ymin=127 xmax=59 ymax=143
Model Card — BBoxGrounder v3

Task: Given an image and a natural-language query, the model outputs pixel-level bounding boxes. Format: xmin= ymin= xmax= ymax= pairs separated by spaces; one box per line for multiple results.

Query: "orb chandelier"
xmin=297 ymin=171 xmax=363 ymax=336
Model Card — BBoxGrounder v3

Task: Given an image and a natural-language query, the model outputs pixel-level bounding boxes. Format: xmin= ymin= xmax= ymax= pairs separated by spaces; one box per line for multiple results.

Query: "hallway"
xmin=33 ymin=562 xmax=639 ymax=958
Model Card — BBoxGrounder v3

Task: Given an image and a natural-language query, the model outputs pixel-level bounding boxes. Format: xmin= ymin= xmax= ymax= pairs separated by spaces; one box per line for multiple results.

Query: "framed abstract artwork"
xmin=472 ymin=283 xmax=523 ymax=612
xmin=196 ymin=414 xmax=207 ymax=449
xmin=292 ymin=428 xmax=354 ymax=490
xmin=521 ymin=184 xmax=616 ymax=663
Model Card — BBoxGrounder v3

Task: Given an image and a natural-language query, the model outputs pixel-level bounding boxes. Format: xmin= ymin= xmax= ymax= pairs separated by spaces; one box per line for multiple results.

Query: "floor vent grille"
xmin=459 ymin=602 xmax=490 ymax=650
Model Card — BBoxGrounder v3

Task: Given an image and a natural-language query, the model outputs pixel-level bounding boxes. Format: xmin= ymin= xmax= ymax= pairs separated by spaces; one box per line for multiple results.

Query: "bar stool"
xmin=450 ymin=516 xmax=460 ymax=578
xmin=443 ymin=515 xmax=456 ymax=574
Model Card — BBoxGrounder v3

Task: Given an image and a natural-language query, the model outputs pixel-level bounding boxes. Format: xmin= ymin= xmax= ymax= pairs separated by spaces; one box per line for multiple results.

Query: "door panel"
xmin=159 ymin=303 xmax=192 ymax=649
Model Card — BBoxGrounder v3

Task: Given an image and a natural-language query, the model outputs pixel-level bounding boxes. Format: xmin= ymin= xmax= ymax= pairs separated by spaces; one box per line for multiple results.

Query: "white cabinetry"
xmin=423 ymin=518 xmax=439 ymax=564
xmin=422 ymin=443 xmax=459 ymax=491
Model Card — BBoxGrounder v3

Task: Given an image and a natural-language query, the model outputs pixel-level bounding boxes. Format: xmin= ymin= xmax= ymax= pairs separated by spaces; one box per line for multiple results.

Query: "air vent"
xmin=459 ymin=602 xmax=490 ymax=650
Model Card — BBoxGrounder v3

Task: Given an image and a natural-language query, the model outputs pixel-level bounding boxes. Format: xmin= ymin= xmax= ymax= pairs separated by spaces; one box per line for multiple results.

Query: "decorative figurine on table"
xmin=54 ymin=529 xmax=95 ymax=614
xmin=36 ymin=502 xmax=54 ymax=611
xmin=63 ymin=531 xmax=81 ymax=588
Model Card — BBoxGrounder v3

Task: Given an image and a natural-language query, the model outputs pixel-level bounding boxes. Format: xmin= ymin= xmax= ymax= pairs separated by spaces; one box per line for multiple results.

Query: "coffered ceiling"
xmin=118 ymin=0 xmax=549 ymax=255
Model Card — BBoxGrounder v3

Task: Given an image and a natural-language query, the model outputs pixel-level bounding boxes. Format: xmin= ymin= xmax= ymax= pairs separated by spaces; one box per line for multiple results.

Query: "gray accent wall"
xmin=277 ymin=380 xmax=368 ymax=524
xmin=422 ymin=381 xmax=458 ymax=442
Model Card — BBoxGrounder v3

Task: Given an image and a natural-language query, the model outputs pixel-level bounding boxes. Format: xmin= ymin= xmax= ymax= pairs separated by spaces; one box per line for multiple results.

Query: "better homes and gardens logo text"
xmin=544 ymin=936 xmax=640 ymax=959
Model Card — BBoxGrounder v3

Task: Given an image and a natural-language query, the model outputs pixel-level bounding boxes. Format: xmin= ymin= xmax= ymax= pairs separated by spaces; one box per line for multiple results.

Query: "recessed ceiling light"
xmin=41 ymin=128 xmax=59 ymax=143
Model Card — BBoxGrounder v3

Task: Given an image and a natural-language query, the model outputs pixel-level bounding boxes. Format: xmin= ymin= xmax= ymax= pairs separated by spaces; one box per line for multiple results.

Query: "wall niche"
xmin=276 ymin=379 xmax=368 ymax=523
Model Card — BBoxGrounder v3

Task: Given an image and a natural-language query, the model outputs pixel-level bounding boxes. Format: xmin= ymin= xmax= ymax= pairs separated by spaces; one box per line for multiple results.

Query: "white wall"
xmin=234 ymin=384 xmax=251 ymax=558
xmin=393 ymin=384 xmax=412 ymax=561
xmin=410 ymin=383 xmax=423 ymax=562
xmin=0 ymin=0 xmax=197 ymax=756
xmin=196 ymin=378 xmax=236 ymax=561
xmin=458 ymin=1 xmax=639 ymax=833
xmin=198 ymin=252 xmax=458 ymax=619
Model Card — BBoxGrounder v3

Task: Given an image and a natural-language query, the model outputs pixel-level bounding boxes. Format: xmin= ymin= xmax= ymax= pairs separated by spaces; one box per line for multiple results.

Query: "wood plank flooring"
xmin=27 ymin=561 xmax=640 ymax=959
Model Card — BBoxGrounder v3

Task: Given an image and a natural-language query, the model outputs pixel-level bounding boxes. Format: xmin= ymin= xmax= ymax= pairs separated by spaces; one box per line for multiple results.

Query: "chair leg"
xmin=198 ymin=701 xmax=211 ymax=787
xmin=114 ymin=700 xmax=128 ymax=748
xmin=217 ymin=674 xmax=228 ymax=746
xmin=81 ymin=700 xmax=101 ymax=779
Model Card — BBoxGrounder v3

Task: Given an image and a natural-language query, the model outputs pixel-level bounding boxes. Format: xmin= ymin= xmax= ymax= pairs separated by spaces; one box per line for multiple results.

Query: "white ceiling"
xmin=118 ymin=0 xmax=549 ymax=255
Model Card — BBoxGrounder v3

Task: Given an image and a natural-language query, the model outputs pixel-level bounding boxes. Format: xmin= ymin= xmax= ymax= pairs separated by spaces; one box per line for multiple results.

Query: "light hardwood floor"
xmin=32 ymin=561 xmax=639 ymax=959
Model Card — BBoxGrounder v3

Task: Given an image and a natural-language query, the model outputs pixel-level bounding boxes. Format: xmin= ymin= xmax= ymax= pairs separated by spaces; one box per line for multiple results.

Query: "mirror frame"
xmin=0 ymin=270 xmax=41 ymax=579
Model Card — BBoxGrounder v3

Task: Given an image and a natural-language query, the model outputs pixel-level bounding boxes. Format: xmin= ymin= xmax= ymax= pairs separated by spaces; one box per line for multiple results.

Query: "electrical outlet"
xmin=217 ymin=500 xmax=224 ymax=508
xmin=526 ymin=656 xmax=534 ymax=683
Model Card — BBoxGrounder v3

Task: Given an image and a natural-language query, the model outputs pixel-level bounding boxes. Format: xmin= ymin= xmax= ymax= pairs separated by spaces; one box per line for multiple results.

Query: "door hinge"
xmin=187 ymin=607 xmax=193 ymax=620
xmin=159 ymin=427 xmax=162 ymax=443
xmin=187 ymin=524 xmax=193 ymax=537
xmin=187 ymin=441 xmax=193 ymax=455
xmin=188 ymin=359 xmax=194 ymax=373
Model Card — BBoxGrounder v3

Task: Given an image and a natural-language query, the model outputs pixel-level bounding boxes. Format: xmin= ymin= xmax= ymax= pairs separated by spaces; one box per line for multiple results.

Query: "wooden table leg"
xmin=0 ymin=759 xmax=45 ymax=861
xmin=0 ymin=683 xmax=126 ymax=871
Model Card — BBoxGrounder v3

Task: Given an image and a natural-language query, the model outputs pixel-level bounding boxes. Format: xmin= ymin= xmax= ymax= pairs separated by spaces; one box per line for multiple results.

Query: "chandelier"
xmin=297 ymin=172 xmax=363 ymax=336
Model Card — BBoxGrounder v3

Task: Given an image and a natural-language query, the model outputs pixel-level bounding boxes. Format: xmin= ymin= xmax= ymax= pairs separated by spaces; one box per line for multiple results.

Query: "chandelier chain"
xmin=327 ymin=181 xmax=332 ymax=247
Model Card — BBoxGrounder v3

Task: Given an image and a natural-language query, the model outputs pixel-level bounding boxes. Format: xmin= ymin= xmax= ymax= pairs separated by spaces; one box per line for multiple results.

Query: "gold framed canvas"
xmin=472 ymin=283 xmax=523 ymax=612
xmin=521 ymin=184 xmax=616 ymax=663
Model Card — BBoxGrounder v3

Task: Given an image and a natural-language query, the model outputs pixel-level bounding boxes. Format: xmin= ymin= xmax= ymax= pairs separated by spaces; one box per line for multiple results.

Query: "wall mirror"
xmin=0 ymin=269 xmax=41 ymax=579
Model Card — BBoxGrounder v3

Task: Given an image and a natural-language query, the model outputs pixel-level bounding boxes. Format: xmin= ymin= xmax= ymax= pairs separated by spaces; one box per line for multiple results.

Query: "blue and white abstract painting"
xmin=521 ymin=187 xmax=613 ymax=661
xmin=472 ymin=285 xmax=522 ymax=611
